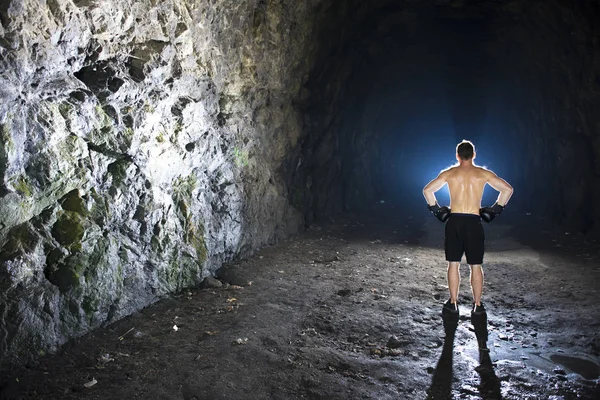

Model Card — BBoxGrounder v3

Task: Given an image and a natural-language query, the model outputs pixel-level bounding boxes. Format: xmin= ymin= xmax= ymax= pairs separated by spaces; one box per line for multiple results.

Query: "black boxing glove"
xmin=428 ymin=203 xmax=451 ymax=223
xmin=479 ymin=202 xmax=504 ymax=223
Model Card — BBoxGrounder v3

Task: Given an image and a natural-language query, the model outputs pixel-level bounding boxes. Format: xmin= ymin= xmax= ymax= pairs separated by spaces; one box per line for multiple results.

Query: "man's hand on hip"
xmin=428 ymin=203 xmax=451 ymax=223
xmin=479 ymin=202 xmax=504 ymax=223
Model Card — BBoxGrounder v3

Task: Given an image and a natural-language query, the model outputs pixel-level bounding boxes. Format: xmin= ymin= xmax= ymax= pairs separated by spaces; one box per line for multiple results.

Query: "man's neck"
xmin=458 ymin=160 xmax=474 ymax=167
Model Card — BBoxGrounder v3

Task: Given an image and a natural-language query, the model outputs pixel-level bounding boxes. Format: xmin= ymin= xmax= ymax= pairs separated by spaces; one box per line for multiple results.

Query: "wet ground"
xmin=1 ymin=203 xmax=599 ymax=399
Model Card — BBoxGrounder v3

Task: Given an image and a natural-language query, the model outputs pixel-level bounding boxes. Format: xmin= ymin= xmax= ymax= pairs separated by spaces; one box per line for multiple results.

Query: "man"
xmin=422 ymin=140 xmax=513 ymax=333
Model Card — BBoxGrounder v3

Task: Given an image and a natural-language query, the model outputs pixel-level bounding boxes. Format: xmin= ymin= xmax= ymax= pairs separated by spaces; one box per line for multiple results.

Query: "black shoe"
xmin=471 ymin=303 xmax=486 ymax=316
xmin=471 ymin=303 xmax=488 ymax=349
xmin=442 ymin=300 xmax=459 ymax=333
xmin=442 ymin=299 xmax=459 ymax=314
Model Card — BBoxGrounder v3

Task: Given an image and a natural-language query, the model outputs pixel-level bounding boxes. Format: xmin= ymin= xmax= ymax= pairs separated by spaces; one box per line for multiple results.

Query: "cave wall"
xmin=495 ymin=1 xmax=600 ymax=234
xmin=0 ymin=0 xmax=322 ymax=368
xmin=285 ymin=0 xmax=386 ymax=221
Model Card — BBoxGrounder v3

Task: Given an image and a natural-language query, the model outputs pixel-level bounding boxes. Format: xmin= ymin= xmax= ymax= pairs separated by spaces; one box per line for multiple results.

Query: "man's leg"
xmin=470 ymin=264 xmax=484 ymax=306
xmin=470 ymin=264 xmax=488 ymax=351
xmin=443 ymin=261 xmax=461 ymax=332
xmin=447 ymin=261 xmax=461 ymax=304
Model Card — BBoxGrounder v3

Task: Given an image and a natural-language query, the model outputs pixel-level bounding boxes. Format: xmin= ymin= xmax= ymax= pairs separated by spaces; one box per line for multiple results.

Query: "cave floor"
xmin=1 ymin=203 xmax=600 ymax=400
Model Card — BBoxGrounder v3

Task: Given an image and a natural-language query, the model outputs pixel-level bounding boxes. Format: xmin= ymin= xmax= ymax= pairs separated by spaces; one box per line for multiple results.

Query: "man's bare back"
xmin=423 ymin=165 xmax=513 ymax=215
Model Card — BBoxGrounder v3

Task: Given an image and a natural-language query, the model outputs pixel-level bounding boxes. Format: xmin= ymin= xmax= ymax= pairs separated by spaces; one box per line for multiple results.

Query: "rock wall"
xmin=496 ymin=1 xmax=600 ymax=234
xmin=285 ymin=0 xmax=383 ymax=221
xmin=0 ymin=0 xmax=320 ymax=368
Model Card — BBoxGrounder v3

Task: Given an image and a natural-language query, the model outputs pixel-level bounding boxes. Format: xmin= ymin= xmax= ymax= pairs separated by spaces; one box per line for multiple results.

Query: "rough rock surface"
xmin=0 ymin=0 xmax=320 ymax=368
xmin=198 ymin=276 xmax=222 ymax=289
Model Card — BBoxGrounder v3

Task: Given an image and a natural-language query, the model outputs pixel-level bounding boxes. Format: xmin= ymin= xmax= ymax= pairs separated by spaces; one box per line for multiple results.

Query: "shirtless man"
xmin=422 ymin=140 xmax=513 ymax=322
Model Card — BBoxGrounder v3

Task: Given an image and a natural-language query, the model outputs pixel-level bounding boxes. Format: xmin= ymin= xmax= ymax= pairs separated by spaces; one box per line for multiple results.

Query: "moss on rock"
xmin=150 ymin=235 xmax=161 ymax=252
xmin=107 ymin=159 xmax=131 ymax=187
xmin=51 ymin=211 xmax=85 ymax=252
xmin=172 ymin=175 xmax=197 ymax=201
xmin=233 ymin=148 xmax=249 ymax=168
xmin=0 ymin=223 xmax=39 ymax=262
xmin=60 ymin=189 xmax=87 ymax=215
xmin=1 ymin=119 xmax=14 ymax=149
xmin=58 ymin=101 xmax=73 ymax=119
xmin=45 ymin=247 xmax=65 ymax=268
xmin=171 ymin=174 xmax=207 ymax=264
xmin=47 ymin=262 xmax=82 ymax=292
xmin=167 ymin=255 xmax=180 ymax=288
xmin=0 ymin=120 xmax=13 ymax=180
xmin=189 ymin=224 xmax=208 ymax=264
xmin=44 ymin=249 xmax=85 ymax=293
xmin=88 ymin=188 xmax=110 ymax=226
xmin=13 ymin=175 xmax=34 ymax=197
xmin=82 ymin=296 xmax=99 ymax=316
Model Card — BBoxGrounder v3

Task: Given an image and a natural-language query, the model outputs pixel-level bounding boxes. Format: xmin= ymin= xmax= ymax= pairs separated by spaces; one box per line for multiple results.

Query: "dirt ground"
xmin=1 ymin=202 xmax=599 ymax=400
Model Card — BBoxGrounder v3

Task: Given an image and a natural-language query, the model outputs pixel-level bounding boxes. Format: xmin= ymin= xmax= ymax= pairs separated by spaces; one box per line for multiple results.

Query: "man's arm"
xmin=486 ymin=171 xmax=514 ymax=206
xmin=423 ymin=172 xmax=447 ymax=206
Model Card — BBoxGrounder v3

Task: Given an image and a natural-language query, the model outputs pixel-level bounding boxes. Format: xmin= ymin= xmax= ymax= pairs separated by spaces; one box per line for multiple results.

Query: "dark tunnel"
xmin=288 ymin=0 xmax=599 ymax=233
xmin=0 ymin=0 xmax=599 ymax=397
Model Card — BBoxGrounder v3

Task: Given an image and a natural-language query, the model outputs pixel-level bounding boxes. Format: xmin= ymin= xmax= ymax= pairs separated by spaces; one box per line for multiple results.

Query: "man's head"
xmin=456 ymin=140 xmax=476 ymax=161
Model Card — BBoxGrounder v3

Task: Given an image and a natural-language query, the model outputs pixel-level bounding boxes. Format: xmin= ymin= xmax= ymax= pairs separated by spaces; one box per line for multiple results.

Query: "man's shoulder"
xmin=475 ymin=165 xmax=494 ymax=173
xmin=441 ymin=165 xmax=458 ymax=175
xmin=474 ymin=166 xmax=497 ymax=180
xmin=449 ymin=165 xmax=493 ymax=178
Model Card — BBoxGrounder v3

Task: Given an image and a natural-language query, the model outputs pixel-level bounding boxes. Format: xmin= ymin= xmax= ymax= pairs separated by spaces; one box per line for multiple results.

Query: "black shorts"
xmin=445 ymin=213 xmax=485 ymax=265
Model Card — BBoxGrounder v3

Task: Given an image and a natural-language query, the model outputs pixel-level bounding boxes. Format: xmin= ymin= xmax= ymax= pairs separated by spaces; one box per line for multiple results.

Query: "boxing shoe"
xmin=471 ymin=303 xmax=487 ymax=316
xmin=442 ymin=299 xmax=460 ymax=332
xmin=471 ymin=303 xmax=489 ymax=350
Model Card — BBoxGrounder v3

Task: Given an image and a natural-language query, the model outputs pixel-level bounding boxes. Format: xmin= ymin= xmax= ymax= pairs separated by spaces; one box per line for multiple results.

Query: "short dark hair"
xmin=456 ymin=140 xmax=475 ymax=160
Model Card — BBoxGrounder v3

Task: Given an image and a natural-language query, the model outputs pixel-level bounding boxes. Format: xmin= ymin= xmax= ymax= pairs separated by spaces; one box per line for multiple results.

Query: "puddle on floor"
xmin=550 ymin=354 xmax=600 ymax=380
xmin=502 ymin=352 xmax=600 ymax=381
